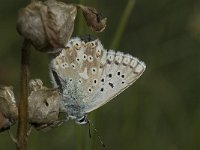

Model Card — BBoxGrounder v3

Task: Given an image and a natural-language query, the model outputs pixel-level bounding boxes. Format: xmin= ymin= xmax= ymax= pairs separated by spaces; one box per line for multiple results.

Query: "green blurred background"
xmin=0 ymin=0 xmax=200 ymax=149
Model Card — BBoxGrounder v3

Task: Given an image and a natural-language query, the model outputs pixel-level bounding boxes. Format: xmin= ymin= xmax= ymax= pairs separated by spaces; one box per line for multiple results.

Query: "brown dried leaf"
xmin=77 ymin=4 xmax=107 ymax=32
xmin=0 ymin=86 xmax=18 ymax=132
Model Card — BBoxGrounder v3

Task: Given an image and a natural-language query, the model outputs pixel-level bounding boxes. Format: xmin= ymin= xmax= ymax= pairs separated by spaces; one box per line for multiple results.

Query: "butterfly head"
xmin=75 ymin=115 xmax=88 ymax=125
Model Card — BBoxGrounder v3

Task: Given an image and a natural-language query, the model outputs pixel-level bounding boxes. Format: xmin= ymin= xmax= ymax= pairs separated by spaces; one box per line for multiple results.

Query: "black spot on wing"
xmin=108 ymin=74 xmax=112 ymax=78
xmin=109 ymin=82 xmax=114 ymax=88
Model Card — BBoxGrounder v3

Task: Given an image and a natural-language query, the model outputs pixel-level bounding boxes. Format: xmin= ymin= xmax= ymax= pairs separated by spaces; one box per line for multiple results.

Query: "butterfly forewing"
xmin=49 ymin=37 xmax=146 ymax=117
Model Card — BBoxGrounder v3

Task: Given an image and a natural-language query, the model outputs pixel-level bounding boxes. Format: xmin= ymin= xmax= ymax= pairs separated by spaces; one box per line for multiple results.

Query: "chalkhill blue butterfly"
xmin=49 ymin=37 xmax=146 ymax=124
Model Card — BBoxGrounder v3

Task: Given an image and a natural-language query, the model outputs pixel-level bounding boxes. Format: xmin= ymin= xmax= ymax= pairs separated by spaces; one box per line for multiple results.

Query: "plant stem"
xmin=17 ymin=39 xmax=31 ymax=150
xmin=110 ymin=0 xmax=136 ymax=49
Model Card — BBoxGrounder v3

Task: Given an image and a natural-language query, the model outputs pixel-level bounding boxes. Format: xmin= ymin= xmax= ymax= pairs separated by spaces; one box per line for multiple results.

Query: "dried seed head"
xmin=77 ymin=4 xmax=107 ymax=32
xmin=29 ymin=78 xmax=43 ymax=91
xmin=28 ymin=79 xmax=63 ymax=132
xmin=0 ymin=86 xmax=18 ymax=132
xmin=17 ymin=1 xmax=77 ymax=53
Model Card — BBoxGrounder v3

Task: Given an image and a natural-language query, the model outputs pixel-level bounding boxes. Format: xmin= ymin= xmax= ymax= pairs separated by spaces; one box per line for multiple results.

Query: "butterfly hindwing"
xmin=83 ymin=49 xmax=146 ymax=113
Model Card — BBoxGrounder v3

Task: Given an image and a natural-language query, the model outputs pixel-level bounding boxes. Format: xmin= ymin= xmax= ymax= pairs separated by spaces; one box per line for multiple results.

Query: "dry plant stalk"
xmin=17 ymin=39 xmax=31 ymax=150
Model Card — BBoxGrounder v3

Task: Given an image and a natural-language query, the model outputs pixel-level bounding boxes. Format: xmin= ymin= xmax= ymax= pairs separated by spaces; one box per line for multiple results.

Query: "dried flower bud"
xmin=28 ymin=79 xmax=63 ymax=131
xmin=0 ymin=86 xmax=18 ymax=132
xmin=17 ymin=1 xmax=77 ymax=53
xmin=77 ymin=4 xmax=107 ymax=32
xmin=29 ymin=79 xmax=44 ymax=91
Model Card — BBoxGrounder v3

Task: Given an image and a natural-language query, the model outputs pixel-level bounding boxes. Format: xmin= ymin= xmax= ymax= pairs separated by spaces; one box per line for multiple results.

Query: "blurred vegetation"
xmin=0 ymin=0 xmax=200 ymax=150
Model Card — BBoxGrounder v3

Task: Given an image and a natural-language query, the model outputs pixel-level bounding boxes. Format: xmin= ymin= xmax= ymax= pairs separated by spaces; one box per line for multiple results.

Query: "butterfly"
xmin=49 ymin=37 xmax=146 ymax=125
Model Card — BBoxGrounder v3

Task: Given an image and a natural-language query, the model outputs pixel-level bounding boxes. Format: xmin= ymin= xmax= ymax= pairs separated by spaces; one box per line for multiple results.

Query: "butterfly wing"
xmin=83 ymin=49 xmax=146 ymax=113
xmin=49 ymin=37 xmax=146 ymax=116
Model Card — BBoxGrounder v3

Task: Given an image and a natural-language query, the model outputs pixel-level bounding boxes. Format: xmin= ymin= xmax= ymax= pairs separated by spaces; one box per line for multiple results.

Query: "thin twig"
xmin=17 ymin=39 xmax=31 ymax=150
xmin=110 ymin=0 xmax=136 ymax=49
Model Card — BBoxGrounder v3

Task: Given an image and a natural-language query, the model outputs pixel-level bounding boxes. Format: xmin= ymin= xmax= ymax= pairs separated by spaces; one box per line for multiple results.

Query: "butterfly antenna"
xmin=87 ymin=119 xmax=106 ymax=148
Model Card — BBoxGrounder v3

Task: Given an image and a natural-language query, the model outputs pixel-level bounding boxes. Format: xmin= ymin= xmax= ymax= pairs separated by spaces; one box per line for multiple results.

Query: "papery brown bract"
xmin=77 ymin=4 xmax=107 ymax=32
xmin=28 ymin=79 xmax=63 ymax=132
xmin=0 ymin=86 xmax=18 ymax=132
xmin=17 ymin=1 xmax=77 ymax=53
